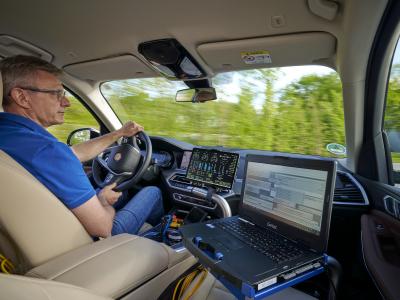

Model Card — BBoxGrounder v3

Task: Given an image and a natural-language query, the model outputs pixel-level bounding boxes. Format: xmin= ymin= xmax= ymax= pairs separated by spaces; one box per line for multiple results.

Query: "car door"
xmin=356 ymin=2 xmax=400 ymax=299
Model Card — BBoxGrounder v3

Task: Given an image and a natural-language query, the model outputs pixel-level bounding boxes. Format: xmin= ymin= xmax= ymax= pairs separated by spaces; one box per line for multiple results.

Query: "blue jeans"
xmin=111 ymin=186 xmax=164 ymax=235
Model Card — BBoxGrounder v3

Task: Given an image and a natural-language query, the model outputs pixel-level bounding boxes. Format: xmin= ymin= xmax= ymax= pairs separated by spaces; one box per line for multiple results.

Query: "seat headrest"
xmin=0 ymin=71 xmax=3 ymax=112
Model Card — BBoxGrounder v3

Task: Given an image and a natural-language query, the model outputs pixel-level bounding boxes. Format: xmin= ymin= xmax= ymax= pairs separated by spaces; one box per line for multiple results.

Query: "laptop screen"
xmin=243 ymin=162 xmax=327 ymax=236
xmin=240 ymin=155 xmax=336 ymax=252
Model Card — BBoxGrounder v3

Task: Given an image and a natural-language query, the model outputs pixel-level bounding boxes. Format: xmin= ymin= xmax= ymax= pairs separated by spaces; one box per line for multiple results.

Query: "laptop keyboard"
xmin=215 ymin=218 xmax=304 ymax=263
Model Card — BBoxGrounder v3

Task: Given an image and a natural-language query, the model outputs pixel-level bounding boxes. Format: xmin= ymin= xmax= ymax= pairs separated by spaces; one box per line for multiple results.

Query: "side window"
xmin=384 ymin=38 xmax=400 ymax=185
xmin=47 ymin=92 xmax=99 ymax=143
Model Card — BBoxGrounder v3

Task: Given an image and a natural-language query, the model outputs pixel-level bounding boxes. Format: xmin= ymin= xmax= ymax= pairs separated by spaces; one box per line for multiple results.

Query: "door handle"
xmin=383 ymin=195 xmax=400 ymax=219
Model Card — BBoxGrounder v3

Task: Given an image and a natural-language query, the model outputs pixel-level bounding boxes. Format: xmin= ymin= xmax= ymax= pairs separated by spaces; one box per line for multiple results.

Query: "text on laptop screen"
xmin=186 ymin=148 xmax=239 ymax=188
xmin=243 ymin=162 xmax=328 ymax=235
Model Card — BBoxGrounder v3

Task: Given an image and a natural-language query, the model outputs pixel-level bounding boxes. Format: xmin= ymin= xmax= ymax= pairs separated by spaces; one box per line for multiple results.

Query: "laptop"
xmin=180 ymin=152 xmax=336 ymax=294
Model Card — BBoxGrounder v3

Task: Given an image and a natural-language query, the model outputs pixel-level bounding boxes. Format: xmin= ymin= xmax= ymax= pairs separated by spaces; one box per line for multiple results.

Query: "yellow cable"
xmin=174 ymin=269 xmax=199 ymax=300
xmin=0 ymin=254 xmax=14 ymax=274
xmin=179 ymin=271 xmax=198 ymax=299
xmin=172 ymin=265 xmax=207 ymax=300
xmin=172 ymin=276 xmax=186 ymax=300
xmin=182 ymin=269 xmax=208 ymax=300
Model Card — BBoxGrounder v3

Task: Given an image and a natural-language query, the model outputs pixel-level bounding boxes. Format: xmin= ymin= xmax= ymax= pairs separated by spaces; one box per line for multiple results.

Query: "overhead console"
xmin=138 ymin=39 xmax=207 ymax=80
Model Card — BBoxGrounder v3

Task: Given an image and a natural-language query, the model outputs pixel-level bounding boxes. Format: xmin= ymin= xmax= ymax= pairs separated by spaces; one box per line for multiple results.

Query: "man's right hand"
xmin=97 ymin=183 xmax=122 ymax=206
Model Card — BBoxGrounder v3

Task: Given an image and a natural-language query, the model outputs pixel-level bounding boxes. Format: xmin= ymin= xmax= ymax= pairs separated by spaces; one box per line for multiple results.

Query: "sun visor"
xmin=198 ymin=32 xmax=336 ymax=73
xmin=63 ymin=55 xmax=158 ymax=81
xmin=0 ymin=35 xmax=53 ymax=62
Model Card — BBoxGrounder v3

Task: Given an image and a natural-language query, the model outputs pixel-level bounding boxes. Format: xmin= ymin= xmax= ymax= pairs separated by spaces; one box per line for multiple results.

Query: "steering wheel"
xmin=92 ymin=132 xmax=152 ymax=191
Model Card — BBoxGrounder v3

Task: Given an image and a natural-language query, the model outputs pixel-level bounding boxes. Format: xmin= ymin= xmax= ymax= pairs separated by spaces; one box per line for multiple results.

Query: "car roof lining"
xmin=0 ymin=0 xmax=388 ymax=84
xmin=0 ymin=0 xmax=342 ymax=82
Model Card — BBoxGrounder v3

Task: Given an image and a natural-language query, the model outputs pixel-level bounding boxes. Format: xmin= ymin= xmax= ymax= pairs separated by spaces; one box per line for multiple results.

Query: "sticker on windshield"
xmin=241 ymin=51 xmax=272 ymax=65
xmin=326 ymin=143 xmax=346 ymax=156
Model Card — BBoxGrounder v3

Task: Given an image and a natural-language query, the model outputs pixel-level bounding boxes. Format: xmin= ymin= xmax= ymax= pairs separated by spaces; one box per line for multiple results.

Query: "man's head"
xmin=0 ymin=55 xmax=70 ymax=127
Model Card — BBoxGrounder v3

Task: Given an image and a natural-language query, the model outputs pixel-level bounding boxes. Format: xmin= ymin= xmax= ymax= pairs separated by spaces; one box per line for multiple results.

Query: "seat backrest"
xmin=0 ymin=150 xmax=93 ymax=269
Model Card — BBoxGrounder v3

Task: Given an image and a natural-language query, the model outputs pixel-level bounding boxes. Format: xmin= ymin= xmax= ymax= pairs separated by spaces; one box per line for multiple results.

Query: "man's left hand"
xmin=117 ymin=121 xmax=144 ymax=138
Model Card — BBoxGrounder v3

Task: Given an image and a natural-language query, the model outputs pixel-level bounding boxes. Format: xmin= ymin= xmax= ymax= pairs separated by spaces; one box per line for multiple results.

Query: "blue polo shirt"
xmin=0 ymin=112 xmax=96 ymax=209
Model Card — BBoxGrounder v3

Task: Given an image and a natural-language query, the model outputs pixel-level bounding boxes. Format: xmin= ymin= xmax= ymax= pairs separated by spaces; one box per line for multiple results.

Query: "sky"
xmin=394 ymin=45 xmax=400 ymax=65
xmin=275 ymin=66 xmax=333 ymax=90
xmin=213 ymin=65 xmax=334 ymax=109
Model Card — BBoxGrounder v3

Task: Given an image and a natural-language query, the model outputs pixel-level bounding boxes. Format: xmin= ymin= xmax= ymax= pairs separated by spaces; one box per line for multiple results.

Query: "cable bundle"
xmin=172 ymin=265 xmax=208 ymax=300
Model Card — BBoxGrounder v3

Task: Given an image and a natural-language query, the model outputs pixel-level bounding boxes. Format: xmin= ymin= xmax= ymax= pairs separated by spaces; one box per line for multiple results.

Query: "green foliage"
xmin=385 ymin=64 xmax=400 ymax=131
xmin=47 ymin=96 xmax=99 ymax=143
xmin=105 ymin=71 xmax=345 ymax=157
xmin=49 ymin=70 xmax=351 ymax=158
xmin=385 ymin=63 xmax=400 ymax=162
xmin=36 ymin=61 xmax=400 ymax=166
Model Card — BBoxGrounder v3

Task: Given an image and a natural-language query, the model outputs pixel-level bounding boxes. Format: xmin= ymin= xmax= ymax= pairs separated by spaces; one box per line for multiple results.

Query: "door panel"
xmin=361 ymin=209 xmax=400 ymax=300
xmin=356 ymin=176 xmax=400 ymax=299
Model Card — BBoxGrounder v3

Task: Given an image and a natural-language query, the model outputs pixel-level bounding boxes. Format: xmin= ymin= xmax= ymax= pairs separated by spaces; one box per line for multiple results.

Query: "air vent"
xmin=334 ymin=171 xmax=367 ymax=204
xmin=171 ymin=174 xmax=192 ymax=184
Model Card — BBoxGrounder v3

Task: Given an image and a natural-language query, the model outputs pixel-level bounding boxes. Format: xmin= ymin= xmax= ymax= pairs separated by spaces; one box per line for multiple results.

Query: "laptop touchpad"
xmin=213 ymin=235 xmax=244 ymax=250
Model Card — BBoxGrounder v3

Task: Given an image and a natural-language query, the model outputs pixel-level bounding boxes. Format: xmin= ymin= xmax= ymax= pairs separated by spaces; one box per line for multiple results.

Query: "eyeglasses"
xmin=17 ymin=86 xmax=67 ymax=101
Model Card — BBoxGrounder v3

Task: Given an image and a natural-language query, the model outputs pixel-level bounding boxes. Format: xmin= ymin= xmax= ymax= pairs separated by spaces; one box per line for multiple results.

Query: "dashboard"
xmin=149 ymin=137 xmax=369 ymax=215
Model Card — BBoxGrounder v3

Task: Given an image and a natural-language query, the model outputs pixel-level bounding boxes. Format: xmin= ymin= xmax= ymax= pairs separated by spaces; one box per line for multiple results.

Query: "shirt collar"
xmin=0 ymin=112 xmax=56 ymax=139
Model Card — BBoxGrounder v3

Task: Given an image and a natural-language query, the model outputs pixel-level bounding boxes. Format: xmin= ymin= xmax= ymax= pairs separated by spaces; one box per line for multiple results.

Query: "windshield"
xmin=101 ymin=66 xmax=344 ymax=157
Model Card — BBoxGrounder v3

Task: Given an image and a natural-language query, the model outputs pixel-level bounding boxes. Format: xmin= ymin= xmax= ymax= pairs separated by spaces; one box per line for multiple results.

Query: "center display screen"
xmin=186 ymin=148 xmax=239 ymax=189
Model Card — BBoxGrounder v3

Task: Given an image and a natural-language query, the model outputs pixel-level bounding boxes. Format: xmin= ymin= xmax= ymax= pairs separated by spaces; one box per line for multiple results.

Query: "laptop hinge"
xmin=238 ymin=217 xmax=255 ymax=225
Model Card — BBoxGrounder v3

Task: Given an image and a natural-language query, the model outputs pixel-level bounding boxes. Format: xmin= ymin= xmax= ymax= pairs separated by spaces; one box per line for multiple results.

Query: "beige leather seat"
xmin=0 ymin=273 xmax=112 ymax=300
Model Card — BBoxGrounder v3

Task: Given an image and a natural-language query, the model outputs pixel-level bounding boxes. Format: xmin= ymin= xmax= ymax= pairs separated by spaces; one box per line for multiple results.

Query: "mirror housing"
xmin=176 ymin=87 xmax=217 ymax=103
xmin=67 ymin=128 xmax=100 ymax=146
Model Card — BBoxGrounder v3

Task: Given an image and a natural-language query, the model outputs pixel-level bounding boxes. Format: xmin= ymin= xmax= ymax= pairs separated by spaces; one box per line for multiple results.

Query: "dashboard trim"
xmin=172 ymin=193 xmax=218 ymax=210
xmin=333 ymin=171 xmax=370 ymax=207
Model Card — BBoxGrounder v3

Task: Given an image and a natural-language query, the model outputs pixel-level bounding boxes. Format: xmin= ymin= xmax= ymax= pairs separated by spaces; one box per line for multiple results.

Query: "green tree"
xmin=385 ymin=64 xmax=400 ymax=131
xmin=278 ymin=73 xmax=344 ymax=156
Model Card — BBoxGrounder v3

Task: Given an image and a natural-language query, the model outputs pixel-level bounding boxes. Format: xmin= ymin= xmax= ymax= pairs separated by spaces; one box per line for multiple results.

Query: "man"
xmin=0 ymin=55 xmax=164 ymax=238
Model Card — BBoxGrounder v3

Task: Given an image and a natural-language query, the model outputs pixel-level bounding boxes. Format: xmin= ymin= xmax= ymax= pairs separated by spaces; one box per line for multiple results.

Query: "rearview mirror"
xmin=175 ymin=88 xmax=217 ymax=103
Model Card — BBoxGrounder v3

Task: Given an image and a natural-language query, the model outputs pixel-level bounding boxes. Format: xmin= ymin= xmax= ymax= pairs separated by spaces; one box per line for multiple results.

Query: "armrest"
xmin=26 ymin=234 xmax=170 ymax=298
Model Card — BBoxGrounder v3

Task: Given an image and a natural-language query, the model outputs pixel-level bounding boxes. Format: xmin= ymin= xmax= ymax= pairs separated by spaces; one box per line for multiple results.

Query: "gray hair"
xmin=0 ymin=55 xmax=61 ymax=107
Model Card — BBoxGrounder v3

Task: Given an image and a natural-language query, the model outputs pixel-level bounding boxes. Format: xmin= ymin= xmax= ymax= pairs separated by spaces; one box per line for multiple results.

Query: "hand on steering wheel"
xmin=92 ymin=131 xmax=152 ymax=191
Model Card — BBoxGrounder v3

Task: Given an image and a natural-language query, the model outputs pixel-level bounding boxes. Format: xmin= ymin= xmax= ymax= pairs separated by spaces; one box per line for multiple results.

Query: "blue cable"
xmin=162 ymin=215 xmax=172 ymax=242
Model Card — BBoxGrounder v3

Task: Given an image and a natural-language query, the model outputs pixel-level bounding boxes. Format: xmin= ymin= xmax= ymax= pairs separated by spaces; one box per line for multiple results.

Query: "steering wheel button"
xmin=105 ymin=174 xmax=113 ymax=182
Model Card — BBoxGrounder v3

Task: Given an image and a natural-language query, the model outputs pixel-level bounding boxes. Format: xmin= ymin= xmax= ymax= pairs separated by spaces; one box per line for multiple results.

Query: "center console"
xmin=168 ymin=173 xmax=219 ymax=209
xmin=150 ymin=148 xmax=240 ymax=247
